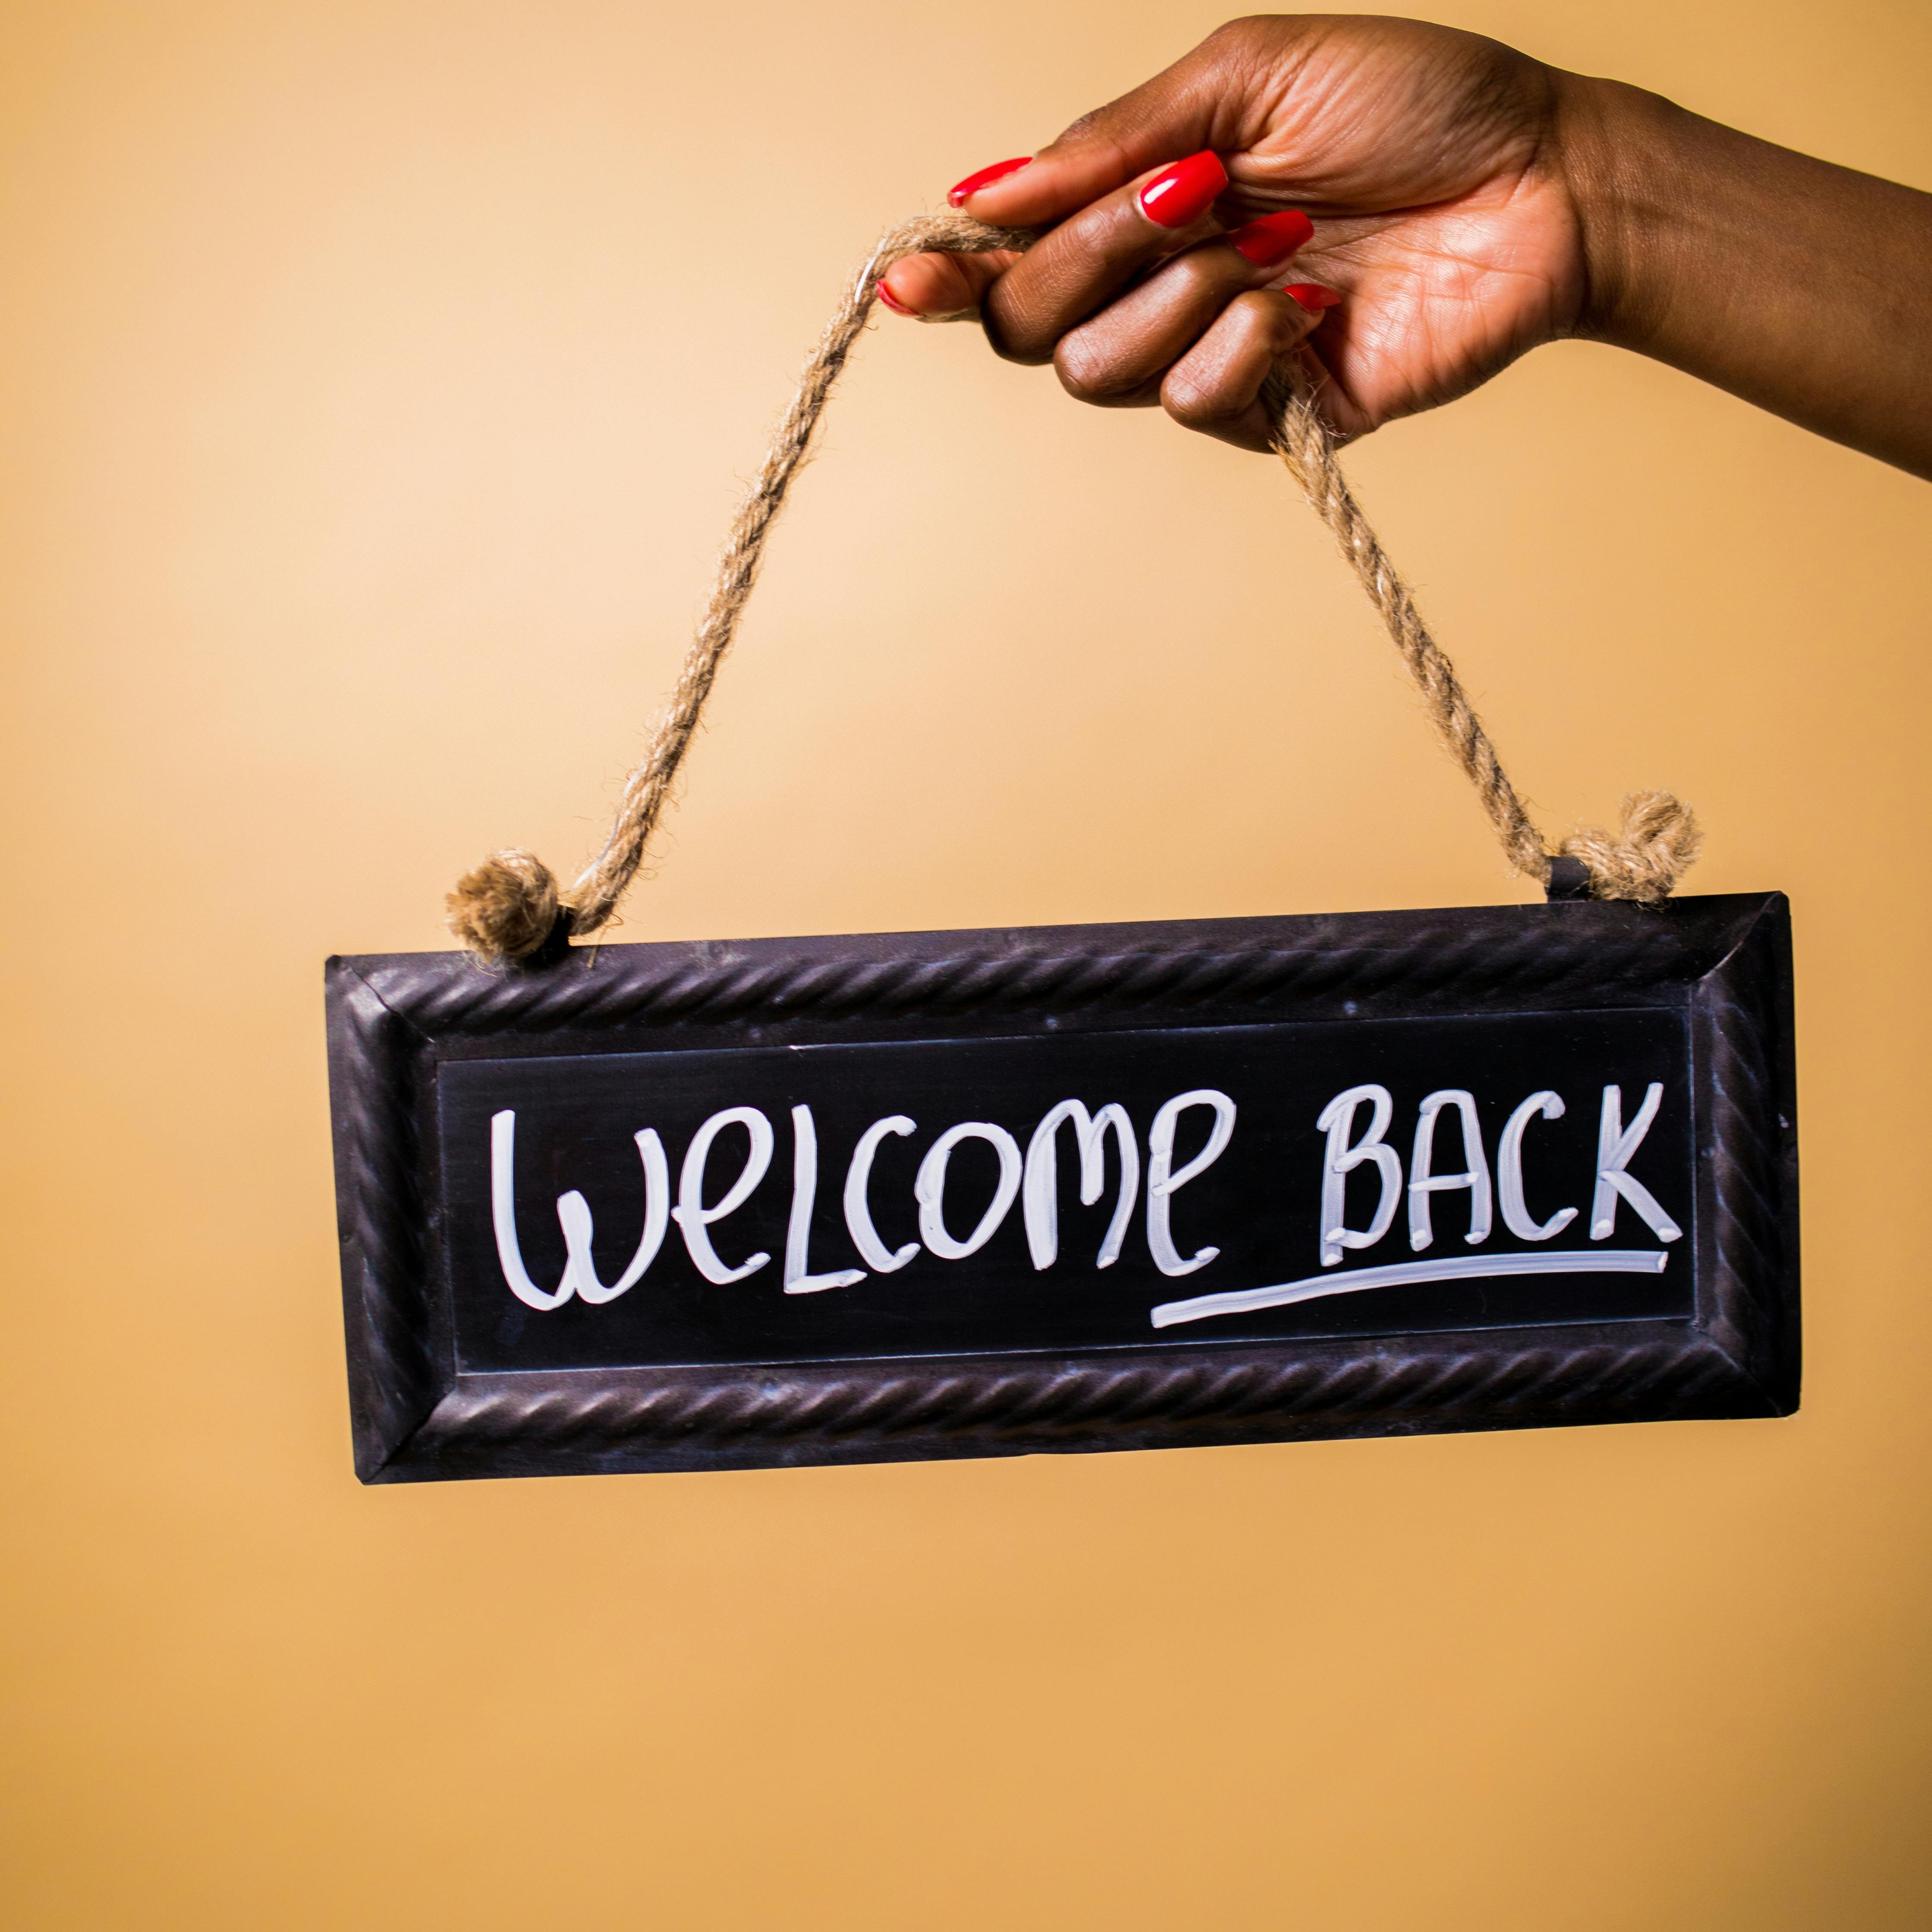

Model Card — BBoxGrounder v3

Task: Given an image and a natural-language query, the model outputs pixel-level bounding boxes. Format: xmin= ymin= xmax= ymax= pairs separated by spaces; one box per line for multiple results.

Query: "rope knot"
xmin=1559 ymin=790 xmax=1703 ymax=904
xmin=445 ymin=849 xmax=565 ymax=964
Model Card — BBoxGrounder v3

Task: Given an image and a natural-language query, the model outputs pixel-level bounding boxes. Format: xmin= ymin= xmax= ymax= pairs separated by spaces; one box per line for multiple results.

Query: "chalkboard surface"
xmin=326 ymin=893 xmax=1797 ymax=1482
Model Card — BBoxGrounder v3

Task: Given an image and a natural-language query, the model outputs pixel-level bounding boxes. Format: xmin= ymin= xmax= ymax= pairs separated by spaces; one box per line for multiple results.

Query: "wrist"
xmin=1550 ymin=70 xmax=1686 ymax=356
xmin=1541 ymin=69 xmax=1932 ymax=477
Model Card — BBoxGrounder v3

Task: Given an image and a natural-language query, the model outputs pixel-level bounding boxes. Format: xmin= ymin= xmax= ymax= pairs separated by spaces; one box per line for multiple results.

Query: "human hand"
xmin=881 ymin=16 xmax=1589 ymax=449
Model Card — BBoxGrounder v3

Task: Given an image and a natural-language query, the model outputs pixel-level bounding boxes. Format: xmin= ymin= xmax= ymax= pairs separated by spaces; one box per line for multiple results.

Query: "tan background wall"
xmin=2 ymin=1 xmax=1928 ymax=1925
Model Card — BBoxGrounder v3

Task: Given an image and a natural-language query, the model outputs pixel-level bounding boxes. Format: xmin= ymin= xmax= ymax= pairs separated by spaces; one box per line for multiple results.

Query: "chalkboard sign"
xmin=325 ymin=892 xmax=1797 ymax=1482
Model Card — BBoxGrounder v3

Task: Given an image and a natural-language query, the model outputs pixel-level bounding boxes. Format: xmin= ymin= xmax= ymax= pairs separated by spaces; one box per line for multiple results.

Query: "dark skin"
xmin=883 ymin=15 xmax=1932 ymax=479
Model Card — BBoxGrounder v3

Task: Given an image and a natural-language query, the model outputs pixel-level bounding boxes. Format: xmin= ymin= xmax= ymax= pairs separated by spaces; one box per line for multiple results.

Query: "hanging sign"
xmin=326 ymin=891 xmax=1797 ymax=1482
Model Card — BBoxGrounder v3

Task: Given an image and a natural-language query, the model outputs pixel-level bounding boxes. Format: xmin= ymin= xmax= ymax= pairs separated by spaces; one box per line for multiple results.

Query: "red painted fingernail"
xmin=1284 ymin=282 xmax=1342 ymax=311
xmin=1228 ymin=209 xmax=1314 ymax=266
xmin=1137 ymin=151 xmax=1228 ymax=229
xmin=947 ymin=157 xmax=1031 ymax=207
xmin=877 ymin=280 xmax=916 ymax=317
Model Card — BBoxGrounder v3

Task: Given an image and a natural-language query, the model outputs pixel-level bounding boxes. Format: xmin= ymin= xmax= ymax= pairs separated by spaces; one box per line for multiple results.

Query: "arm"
xmin=882 ymin=16 xmax=1932 ymax=479
xmin=1566 ymin=81 xmax=1932 ymax=477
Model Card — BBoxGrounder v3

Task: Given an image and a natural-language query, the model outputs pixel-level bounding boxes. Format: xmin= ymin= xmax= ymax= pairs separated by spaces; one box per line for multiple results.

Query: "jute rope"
xmin=1259 ymin=360 xmax=1700 ymax=901
xmin=447 ymin=213 xmax=1699 ymax=963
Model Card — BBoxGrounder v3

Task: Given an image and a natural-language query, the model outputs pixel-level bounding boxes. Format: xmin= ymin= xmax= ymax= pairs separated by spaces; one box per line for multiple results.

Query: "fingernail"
xmin=947 ymin=157 xmax=1031 ymax=207
xmin=877 ymin=280 xmax=916 ymax=317
xmin=1284 ymin=282 xmax=1342 ymax=311
xmin=1229 ymin=209 xmax=1314 ymax=266
xmin=1137 ymin=151 xmax=1228 ymax=229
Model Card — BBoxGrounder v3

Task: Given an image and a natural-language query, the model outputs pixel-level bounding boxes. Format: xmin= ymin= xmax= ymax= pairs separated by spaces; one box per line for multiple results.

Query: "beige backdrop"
xmin=3 ymin=1 xmax=1928 ymax=1926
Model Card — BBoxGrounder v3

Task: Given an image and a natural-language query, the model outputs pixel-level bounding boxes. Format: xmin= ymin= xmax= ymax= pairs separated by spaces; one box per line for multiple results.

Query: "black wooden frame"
xmin=324 ymin=891 xmax=1798 ymax=1483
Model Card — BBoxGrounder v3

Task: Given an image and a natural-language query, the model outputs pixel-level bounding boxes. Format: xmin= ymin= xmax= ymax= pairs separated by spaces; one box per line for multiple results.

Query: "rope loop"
xmin=1562 ymin=790 xmax=1703 ymax=903
xmin=446 ymin=214 xmax=1700 ymax=963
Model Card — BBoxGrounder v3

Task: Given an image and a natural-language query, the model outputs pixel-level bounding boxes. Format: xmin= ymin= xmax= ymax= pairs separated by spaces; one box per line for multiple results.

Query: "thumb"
xmin=953 ymin=28 xmax=1286 ymax=225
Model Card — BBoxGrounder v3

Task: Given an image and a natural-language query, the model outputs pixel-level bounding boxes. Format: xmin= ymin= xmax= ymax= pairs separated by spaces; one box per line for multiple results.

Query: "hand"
xmin=882 ymin=16 xmax=1588 ymax=449
xmin=885 ymin=16 xmax=1932 ymax=477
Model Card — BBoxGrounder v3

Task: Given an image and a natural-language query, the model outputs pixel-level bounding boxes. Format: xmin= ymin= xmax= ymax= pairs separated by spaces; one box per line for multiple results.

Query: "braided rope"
xmin=447 ymin=214 xmax=1699 ymax=963
xmin=1264 ymin=365 xmax=1548 ymax=882
xmin=1263 ymin=364 xmax=1700 ymax=898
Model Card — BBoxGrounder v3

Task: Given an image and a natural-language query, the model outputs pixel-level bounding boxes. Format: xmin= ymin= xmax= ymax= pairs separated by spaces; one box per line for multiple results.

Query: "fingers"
xmin=1159 ymin=288 xmax=1337 ymax=452
xmin=977 ymin=151 xmax=1233 ymax=363
xmin=1053 ymin=210 xmax=1314 ymax=405
xmin=879 ymin=248 xmax=1021 ymax=321
xmin=880 ymin=194 xmax=1343 ymax=456
xmin=881 ymin=149 xmax=1239 ymax=344
xmin=949 ymin=106 xmax=1215 ymax=230
xmin=874 ymin=16 xmax=1348 ymax=448
xmin=941 ymin=19 xmax=1307 ymax=228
